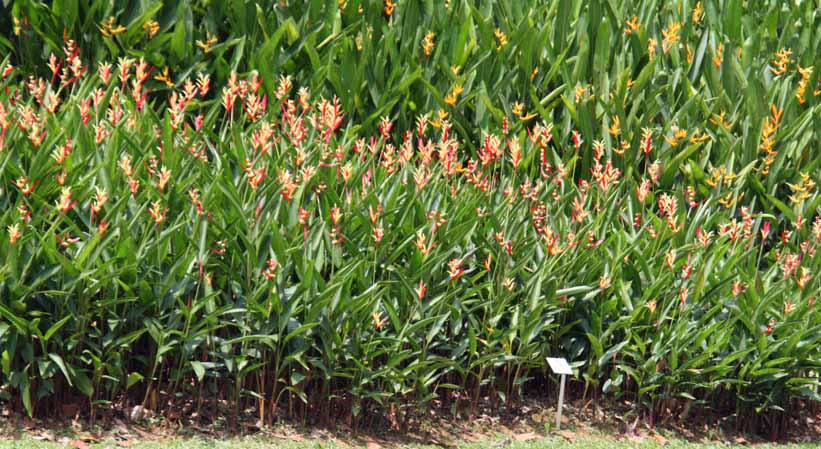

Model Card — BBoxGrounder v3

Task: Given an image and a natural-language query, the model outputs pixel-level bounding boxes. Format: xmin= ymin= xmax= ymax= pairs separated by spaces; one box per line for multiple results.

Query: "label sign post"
xmin=546 ymin=357 xmax=573 ymax=430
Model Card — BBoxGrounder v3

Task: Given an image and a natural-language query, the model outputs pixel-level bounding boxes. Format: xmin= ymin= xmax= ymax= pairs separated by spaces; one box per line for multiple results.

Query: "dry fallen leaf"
xmin=556 ymin=430 xmax=576 ymax=442
xmin=514 ymin=432 xmax=539 ymax=442
xmin=70 ymin=440 xmax=90 ymax=449
xmin=652 ymin=433 xmax=669 ymax=446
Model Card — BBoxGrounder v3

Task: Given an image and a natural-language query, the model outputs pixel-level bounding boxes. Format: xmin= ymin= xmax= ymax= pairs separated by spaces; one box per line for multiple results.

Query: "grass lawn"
xmin=1 ymin=435 xmax=819 ymax=449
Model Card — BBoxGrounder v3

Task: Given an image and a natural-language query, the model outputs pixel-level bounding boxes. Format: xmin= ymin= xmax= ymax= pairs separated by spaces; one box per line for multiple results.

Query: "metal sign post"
xmin=546 ymin=357 xmax=573 ymax=430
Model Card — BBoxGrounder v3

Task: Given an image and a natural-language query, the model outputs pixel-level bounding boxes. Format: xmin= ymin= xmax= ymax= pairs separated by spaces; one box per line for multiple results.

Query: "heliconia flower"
xmin=413 ymin=166 xmax=430 ymax=190
xmin=504 ymin=277 xmax=516 ymax=292
xmin=278 ymin=170 xmax=298 ymax=201
xmin=571 ymin=195 xmax=588 ymax=224
xmin=415 ymin=231 xmax=435 ymax=256
xmin=297 ymin=87 xmax=311 ymax=108
xmin=368 ymin=204 xmax=382 ymax=225
xmin=598 ymin=275 xmax=611 ymax=290
xmin=134 ymin=58 xmax=150 ymax=84
xmin=764 ymin=319 xmax=775 ymax=336
xmin=244 ymin=93 xmax=267 ymax=121
xmin=47 ymin=53 xmax=61 ymax=80
xmin=417 ymin=280 xmax=427 ymax=301
xmin=684 ymin=186 xmax=698 ymax=209
xmin=421 ymin=31 xmax=435 ymax=57
xmin=117 ymin=154 xmax=134 ymax=178
xmin=664 ymin=249 xmax=677 ymax=271
xmin=444 ymin=83 xmax=463 ymax=107
xmin=98 ymin=219 xmax=108 ymax=236
xmin=91 ymin=186 xmax=108 ymax=214
xmin=681 ymin=254 xmax=694 ymax=280
xmin=592 ymin=140 xmax=606 ymax=161
xmin=378 ymin=116 xmax=394 ymax=139
xmin=248 ymin=166 xmax=266 ymax=190
xmin=648 ymin=160 xmax=662 ymax=184
xmin=221 ymin=86 xmax=235 ymax=112
xmin=661 ymin=22 xmax=681 ymax=54
xmin=8 ymin=223 xmax=21 ymax=245
xmin=330 ymin=205 xmax=342 ymax=226
xmin=56 ymin=231 xmax=81 ymax=248
xmin=94 ymin=123 xmax=109 ymax=144
xmin=678 ymin=284 xmax=689 ymax=306
xmin=196 ymin=73 xmax=211 ymax=97
xmin=298 ymin=208 xmax=310 ymax=225
xmin=157 ymin=166 xmax=172 ymax=192
xmin=275 ymin=74 xmax=292 ymax=100
xmin=1 ymin=63 xmax=13 ymax=79
xmin=717 ymin=220 xmax=741 ymax=241
xmin=796 ymin=268 xmax=812 ymax=290
xmin=784 ymin=300 xmax=795 ymax=315
xmin=143 ymin=19 xmax=159 ymax=39
xmin=571 ymin=130 xmax=583 ymax=149
xmin=657 ymin=194 xmax=678 ymax=217
xmin=45 ymin=91 xmax=61 ymax=114
xmin=115 ymin=56 xmax=134 ymax=88
xmin=813 ymin=216 xmax=821 ymax=242
xmin=636 ymin=179 xmax=651 ymax=204
xmin=372 ymin=312 xmax=388 ymax=331
xmin=57 ymin=187 xmax=77 ymax=213
xmin=148 ymin=201 xmax=167 ymax=225
xmin=52 ymin=138 xmax=72 ymax=165
xmin=695 ymin=227 xmax=713 ymax=248
xmin=732 ymin=281 xmax=745 ymax=297
xmin=780 ymin=252 xmax=800 ymax=279
xmin=372 ymin=225 xmax=384 ymax=243
xmin=737 ymin=207 xmax=754 ymax=238
xmin=415 ymin=114 xmax=429 ymax=137
xmin=15 ymin=176 xmax=35 ymax=196
xmin=18 ymin=205 xmax=31 ymax=222
xmin=448 ymin=258 xmax=465 ymax=281
xmin=261 ymin=258 xmax=279 ymax=281
xmin=623 ymin=15 xmax=640 ymax=34
xmin=383 ymin=0 xmax=396 ymax=17
xmin=591 ymin=159 xmax=621 ymax=193
xmin=642 ymin=128 xmax=653 ymax=156
xmin=78 ymin=98 xmax=92 ymax=125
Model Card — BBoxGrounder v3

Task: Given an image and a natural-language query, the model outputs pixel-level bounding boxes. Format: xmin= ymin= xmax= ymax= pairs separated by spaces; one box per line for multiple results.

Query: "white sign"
xmin=546 ymin=357 xmax=573 ymax=430
xmin=547 ymin=357 xmax=573 ymax=375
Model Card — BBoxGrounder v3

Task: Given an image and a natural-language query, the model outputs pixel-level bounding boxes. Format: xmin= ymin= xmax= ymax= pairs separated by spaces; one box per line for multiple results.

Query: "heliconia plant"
xmin=0 ymin=0 xmax=819 ymax=440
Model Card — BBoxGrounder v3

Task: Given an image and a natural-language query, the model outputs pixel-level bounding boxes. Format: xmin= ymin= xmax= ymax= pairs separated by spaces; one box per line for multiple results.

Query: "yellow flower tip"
xmin=421 ymin=31 xmax=436 ymax=57
xmin=624 ymin=16 xmax=640 ymax=35
xmin=155 ymin=66 xmax=174 ymax=87
xmin=143 ymin=19 xmax=160 ymax=39
xmin=100 ymin=16 xmax=126 ymax=37
xmin=383 ymin=0 xmax=396 ymax=17
xmin=662 ymin=22 xmax=682 ymax=54
xmin=196 ymin=32 xmax=219 ymax=53
xmin=692 ymin=2 xmax=704 ymax=25
xmin=494 ymin=28 xmax=508 ymax=51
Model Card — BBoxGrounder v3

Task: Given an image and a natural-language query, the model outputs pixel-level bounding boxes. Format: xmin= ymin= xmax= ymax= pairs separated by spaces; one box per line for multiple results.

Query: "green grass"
xmin=1 ymin=435 xmax=819 ymax=449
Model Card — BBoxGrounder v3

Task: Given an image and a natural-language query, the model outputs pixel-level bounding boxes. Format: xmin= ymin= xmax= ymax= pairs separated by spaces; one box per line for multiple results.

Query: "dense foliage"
xmin=0 ymin=0 xmax=819 ymax=438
